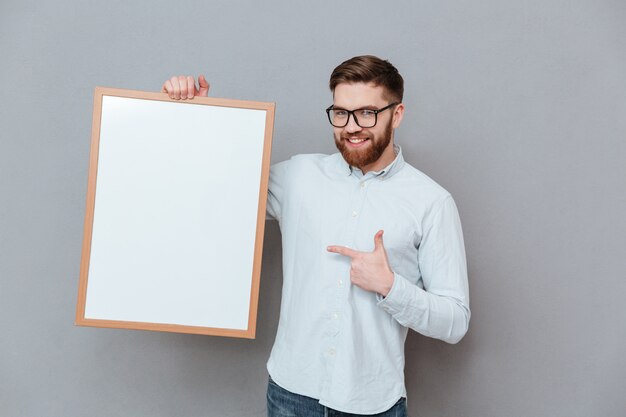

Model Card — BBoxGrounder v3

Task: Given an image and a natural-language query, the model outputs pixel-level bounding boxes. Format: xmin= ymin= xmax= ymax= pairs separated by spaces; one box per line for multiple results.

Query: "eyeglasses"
xmin=325 ymin=102 xmax=399 ymax=128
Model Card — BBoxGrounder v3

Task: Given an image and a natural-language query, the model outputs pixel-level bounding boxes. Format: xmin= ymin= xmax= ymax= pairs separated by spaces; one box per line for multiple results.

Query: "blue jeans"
xmin=267 ymin=377 xmax=407 ymax=417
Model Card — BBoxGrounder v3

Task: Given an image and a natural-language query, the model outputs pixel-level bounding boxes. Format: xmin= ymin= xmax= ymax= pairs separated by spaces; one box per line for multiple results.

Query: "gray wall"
xmin=1 ymin=1 xmax=625 ymax=416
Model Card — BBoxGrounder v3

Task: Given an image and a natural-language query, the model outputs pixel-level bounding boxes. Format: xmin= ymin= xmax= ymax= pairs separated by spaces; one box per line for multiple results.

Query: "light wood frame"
xmin=75 ymin=87 xmax=275 ymax=338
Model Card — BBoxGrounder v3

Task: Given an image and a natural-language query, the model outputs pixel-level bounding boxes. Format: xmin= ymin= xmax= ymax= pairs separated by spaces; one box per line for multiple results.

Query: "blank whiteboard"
xmin=75 ymin=87 xmax=274 ymax=338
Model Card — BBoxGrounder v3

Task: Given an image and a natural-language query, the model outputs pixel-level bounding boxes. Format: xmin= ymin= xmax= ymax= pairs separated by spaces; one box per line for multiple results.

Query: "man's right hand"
xmin=161 ymin=75 xmax=210 ymax=100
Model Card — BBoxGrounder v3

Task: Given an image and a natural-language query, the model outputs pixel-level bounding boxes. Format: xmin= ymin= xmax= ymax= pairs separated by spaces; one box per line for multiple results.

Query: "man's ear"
xmin=392 ymin=103 xmax=405 ymax=129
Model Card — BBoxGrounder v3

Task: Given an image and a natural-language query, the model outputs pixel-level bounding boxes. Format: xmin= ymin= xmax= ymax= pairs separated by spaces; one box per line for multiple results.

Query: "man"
xmin=162 ymin=55 xmax=470 ymax=416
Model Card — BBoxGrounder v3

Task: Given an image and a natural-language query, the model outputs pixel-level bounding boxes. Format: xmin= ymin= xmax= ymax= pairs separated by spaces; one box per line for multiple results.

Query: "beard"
xmin=334 ymin=119 xmax=393 ymax=169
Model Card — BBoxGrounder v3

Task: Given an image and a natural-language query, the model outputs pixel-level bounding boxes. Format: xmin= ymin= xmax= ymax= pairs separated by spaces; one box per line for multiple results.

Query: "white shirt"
xmin=266 ymin=147 xmax=470 ymax=414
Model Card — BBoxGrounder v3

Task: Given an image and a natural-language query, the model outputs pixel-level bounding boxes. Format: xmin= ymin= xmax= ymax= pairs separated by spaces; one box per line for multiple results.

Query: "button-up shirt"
xmin=265 ymin=146 xmax=470 ymax=414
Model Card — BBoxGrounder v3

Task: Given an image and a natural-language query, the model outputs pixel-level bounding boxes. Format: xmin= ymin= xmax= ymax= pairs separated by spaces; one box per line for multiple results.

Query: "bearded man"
xmin=162 ymin=55 xmax=470 ymax=417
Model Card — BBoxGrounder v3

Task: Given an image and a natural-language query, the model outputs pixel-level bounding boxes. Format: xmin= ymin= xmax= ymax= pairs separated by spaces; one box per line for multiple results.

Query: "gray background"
xmin=1 ymin=1 xmax=625 ymax=416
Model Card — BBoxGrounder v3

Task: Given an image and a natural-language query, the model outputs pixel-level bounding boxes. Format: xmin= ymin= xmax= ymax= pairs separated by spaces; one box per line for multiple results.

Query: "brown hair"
xmin=329 ymin=55 xmax=404 ymax=102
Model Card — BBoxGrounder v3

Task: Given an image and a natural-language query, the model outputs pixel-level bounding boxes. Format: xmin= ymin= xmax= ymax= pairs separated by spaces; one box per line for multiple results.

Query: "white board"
xmin=76 ymin=88 xmax=274 ymax=338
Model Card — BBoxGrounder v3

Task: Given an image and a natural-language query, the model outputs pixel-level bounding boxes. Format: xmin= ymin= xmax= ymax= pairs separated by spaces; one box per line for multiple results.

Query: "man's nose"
xmin=344 ymin=113 xmax=362 ymax=133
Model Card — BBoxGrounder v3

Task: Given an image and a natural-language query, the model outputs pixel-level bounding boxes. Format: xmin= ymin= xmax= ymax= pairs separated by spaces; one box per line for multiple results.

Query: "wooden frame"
xmin=76 ymin=87 xmax=275 ymax=338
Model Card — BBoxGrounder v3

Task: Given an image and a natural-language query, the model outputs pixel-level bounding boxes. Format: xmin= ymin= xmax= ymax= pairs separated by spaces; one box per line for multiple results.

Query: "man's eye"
xmin=335 ymin=110 xmax=348 ymax=117
xmin=359 ymin=110 xmax=376 ymax=118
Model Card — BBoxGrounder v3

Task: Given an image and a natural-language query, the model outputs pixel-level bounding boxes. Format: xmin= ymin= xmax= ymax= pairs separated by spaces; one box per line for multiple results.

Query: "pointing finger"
xmin=327 ymin=245 xmax=360 ymax=258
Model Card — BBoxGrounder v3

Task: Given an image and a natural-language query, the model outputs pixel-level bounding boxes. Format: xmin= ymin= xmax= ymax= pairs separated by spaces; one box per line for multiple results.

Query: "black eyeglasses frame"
xmin=325 ymin=102 xmax=400 ymax=128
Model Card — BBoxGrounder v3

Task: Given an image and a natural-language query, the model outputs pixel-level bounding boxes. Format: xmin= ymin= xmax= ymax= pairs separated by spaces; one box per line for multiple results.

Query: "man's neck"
xmin=358 ymin=141 xmax=397 ymax=174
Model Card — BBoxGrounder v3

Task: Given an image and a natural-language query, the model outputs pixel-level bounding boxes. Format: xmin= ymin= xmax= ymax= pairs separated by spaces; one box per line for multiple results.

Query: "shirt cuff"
xmin=376 ymin=272 xmax=413 ymax=316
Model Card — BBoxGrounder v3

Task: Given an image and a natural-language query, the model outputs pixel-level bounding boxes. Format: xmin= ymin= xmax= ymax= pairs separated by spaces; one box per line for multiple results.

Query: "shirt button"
xmin=360 ymin=182 xmax=366 ymax=188
xmin=338 ymin=279 xmax=343 ymax=286
xmin=351 ymin=211 xmax=358 ymax=217
xmin=329 ymin=348 xmax=336 ymax=356
xmin=332 ymin=313 xmax=339 ymax=320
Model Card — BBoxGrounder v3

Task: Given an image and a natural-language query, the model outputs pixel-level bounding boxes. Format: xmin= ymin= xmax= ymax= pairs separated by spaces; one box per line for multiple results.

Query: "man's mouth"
xmin=344 ymin=136 xmax=370 ymax=145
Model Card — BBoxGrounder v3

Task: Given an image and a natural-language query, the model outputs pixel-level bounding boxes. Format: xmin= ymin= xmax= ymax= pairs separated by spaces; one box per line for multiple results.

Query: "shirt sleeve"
xmin=266 ymin=159 xmax=291 ymax=222
xmin=377 ymin=195 xmax=470 ymax=344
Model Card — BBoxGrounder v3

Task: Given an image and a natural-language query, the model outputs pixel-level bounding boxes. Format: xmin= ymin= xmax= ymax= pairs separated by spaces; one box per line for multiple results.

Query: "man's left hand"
xmin=327 ymin=230 xmax=395 ymax=296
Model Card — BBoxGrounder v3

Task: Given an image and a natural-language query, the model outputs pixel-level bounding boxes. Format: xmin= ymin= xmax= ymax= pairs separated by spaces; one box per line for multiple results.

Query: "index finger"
xmin=186 ymin=75 xmax=195 ymax=99
xmin=327 ymin=245 xmax=359 ymax=258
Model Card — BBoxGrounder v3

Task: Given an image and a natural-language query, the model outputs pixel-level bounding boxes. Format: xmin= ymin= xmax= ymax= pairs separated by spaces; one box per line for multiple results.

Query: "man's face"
xmin=332 ymin=82 xmax=402 ymax=170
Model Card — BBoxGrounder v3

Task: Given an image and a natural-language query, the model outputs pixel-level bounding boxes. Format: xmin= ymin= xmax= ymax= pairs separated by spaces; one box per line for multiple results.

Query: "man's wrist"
xmin=379 ymin=271 xmax=395 ymax=297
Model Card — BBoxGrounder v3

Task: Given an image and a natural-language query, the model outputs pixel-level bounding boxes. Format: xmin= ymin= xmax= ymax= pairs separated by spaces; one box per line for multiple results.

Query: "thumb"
xmin=197 ymin=74 xmax=210 ymax=96
xmin=374 ymin=230 xmax=385 ymax=252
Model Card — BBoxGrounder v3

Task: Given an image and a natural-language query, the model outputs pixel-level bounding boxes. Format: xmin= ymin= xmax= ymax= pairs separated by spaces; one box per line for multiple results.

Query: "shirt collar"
xmin=336 ymin=144 xmax=405 ymax=180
